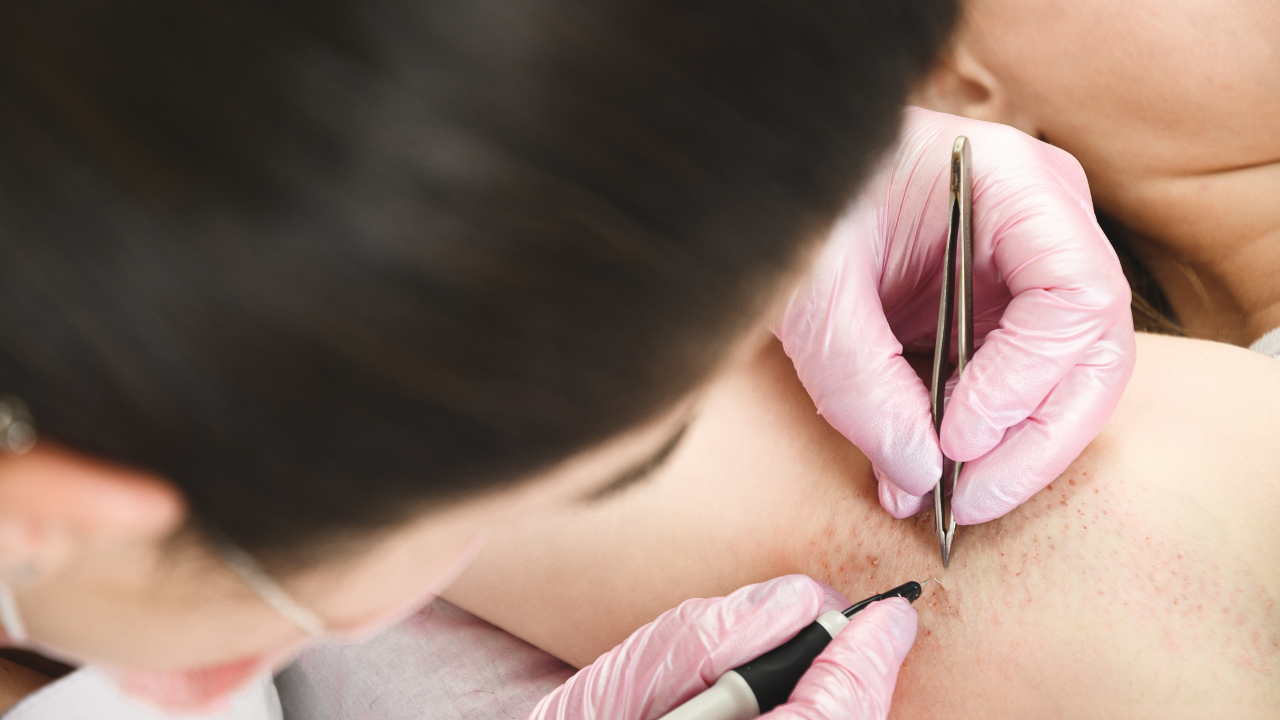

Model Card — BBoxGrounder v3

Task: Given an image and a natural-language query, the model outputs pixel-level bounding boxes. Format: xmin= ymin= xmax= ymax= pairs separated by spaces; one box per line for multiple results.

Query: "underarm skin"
xmin=444 ymin=334 xmax=1280 ymax=718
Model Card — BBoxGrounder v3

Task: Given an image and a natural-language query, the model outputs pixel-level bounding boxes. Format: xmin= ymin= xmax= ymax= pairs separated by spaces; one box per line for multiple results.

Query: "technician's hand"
xmin=528 ymin=574 xmax=916 ymax=720
xmin=775 ymin=107 xmax=1136 ymax=525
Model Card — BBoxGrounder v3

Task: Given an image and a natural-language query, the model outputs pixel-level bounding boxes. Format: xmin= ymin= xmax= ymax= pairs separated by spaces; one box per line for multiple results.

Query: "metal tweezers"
xmin=931 ymin=136 xmax=973 ymax=568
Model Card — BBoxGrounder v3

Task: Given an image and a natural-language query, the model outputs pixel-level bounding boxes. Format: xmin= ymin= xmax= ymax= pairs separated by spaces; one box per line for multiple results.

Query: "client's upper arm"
xmin=443 ymin=334 xmax=1280 ymax=718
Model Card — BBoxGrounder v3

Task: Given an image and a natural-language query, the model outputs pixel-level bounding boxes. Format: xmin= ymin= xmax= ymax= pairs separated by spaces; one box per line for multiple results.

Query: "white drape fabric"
xmin=275 ymin=598 xmax=572 ymax=720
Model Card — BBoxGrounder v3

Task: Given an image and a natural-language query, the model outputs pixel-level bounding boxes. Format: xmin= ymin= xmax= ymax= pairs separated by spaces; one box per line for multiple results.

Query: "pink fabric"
xmin=776 ymin=107 xmax=1136 ymax=525
xmin=275 ymin=598 xmax=573 ymax=719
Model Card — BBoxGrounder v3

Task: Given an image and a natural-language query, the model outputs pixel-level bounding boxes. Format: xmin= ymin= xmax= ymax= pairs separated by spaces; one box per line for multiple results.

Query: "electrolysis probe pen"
xmin=657 ymin=580 xmax=930 ymax=720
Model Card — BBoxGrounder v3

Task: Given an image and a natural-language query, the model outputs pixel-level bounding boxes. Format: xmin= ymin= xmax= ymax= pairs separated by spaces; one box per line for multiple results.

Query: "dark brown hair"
xmin=0 ymin=0 xmax=956 ymax=560
xmin=1096 ymin=211 xmax=1183 ymax=335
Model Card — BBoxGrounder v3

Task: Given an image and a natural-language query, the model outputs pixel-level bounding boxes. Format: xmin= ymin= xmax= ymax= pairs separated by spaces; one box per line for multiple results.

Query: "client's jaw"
xmin=913 ymin=0 xmax=1280 ymax=346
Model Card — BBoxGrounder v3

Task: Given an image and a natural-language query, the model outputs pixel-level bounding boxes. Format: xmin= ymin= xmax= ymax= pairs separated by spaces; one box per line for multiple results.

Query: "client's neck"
xmin=1114 ymin=161 xmax=1280 ymax=346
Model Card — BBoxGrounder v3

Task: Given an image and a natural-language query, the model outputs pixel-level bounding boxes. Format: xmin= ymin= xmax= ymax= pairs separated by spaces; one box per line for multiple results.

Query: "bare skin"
xmin=913 ymin=0 xmax=1280 ymax=345
xmin=445 ymin=333 xmax=1280 ymax=718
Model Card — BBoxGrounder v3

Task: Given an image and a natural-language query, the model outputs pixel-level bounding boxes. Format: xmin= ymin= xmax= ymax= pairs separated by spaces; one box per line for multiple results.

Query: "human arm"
xmin=445 ymin=334 xmax=1280 ymax=718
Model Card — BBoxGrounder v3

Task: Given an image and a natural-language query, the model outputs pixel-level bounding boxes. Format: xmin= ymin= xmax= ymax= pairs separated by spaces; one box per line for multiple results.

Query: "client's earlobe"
xmin=913 ymin=49 xmax=993 ymax=117
xmin=911 ymin=43 xmax=1042 ymax=140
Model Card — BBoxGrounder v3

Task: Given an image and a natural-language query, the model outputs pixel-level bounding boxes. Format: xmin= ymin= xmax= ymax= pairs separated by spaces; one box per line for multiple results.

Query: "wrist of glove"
xmin=529 ymin=575 xmax=916 ymax=720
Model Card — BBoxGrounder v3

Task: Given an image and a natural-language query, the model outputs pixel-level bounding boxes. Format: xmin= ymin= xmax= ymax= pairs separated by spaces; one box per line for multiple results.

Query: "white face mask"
xmin=211 ymin=527 xmax=489 ymax=643
xmin=0 ymin=526 xmax=487 ymax=714
xmin=100 ymin=532 xmax=487 ymax=713
xmin=0 ymin=531 xmax=314 ymax=711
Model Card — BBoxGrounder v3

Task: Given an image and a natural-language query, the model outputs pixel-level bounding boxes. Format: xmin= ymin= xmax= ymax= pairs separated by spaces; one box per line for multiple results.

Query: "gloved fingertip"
xmin=877 ymin=478 xmax=930 ymax=519
xmin=871 ymin=450 xmax=940 ymax=497
xmin=768 ymin=597 xmax=917 ymax=720
xmin=863 ymin=598 xmax=918 ymax=661
xmin=836 ymin=597 xmax=918 ymax=667
xmin=950 ymin=469 xmax=1030 ymax=525
xmin=744 ymin=574 xmax=829 ymax=616
xmin=951 ymin=497 xmax=1008 ymax=526
xmin=938 ymin=402 xmax=1005 ymax=463
xmin=814 ymin=580 xmax=851 ymax=614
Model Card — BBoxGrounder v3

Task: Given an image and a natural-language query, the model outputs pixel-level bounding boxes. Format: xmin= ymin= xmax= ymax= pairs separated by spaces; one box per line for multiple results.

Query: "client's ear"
xmin=911 ymin=34 xmax=1043 ymax=140
xmin=0 ymin=444 xmax=186 ymax=584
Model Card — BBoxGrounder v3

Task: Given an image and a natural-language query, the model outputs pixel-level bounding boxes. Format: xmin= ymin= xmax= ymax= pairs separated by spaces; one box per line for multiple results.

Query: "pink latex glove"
xmin=529 ymin=574 xmax=916 ymax=720
xmin=775 ymin=107 xmax=1136 ymax=525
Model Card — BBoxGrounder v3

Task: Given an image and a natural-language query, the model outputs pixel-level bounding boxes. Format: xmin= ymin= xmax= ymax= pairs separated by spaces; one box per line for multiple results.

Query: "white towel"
xmin=1249 ymin=326 xmax=1280 ymax=360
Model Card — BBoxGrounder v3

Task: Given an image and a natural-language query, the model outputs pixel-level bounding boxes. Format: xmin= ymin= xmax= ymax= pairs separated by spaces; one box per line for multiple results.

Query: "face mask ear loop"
xmin=0 ymin=583 xmax=28 ymax=644
xmin=208 ymin=531 xmax=327 ymax=637
xmin=0 ymin=393 xmax=324 ymax=641
xmin=0 ymin=395 xmax=36 ymax=644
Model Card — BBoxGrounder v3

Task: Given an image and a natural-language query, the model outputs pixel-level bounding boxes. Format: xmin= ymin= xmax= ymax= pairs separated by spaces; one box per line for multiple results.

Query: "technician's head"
xmin=0 ymin=0 xmax=954 ymax=709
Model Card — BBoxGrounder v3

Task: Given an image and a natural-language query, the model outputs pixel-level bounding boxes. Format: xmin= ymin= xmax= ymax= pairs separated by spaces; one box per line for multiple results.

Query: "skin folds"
xmin=444 ymin=333 xmax=1280 ymax=718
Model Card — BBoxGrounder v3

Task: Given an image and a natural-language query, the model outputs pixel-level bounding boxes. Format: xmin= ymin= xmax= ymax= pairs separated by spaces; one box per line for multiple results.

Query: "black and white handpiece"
xmin=656 ymin=581 xmax=925 ymax=720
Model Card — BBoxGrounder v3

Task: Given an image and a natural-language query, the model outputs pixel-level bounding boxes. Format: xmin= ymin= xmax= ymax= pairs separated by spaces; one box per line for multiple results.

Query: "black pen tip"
xmin=898 ymin=581 xmax=923 ymax=604
xmin=842 ymin=579 xmax=932 ymax=618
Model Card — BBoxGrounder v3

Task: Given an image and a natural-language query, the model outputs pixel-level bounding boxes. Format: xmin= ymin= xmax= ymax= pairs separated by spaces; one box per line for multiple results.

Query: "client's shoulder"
xmin=1104 ymin=332 xmax=1280 ymax=573
xmin=1118 ymin=332 xmax=1280 ymax=437
xmin=1115 ymin=331 xmax=1280 ymax=453
xmin=1133 ymin=331 xmax=1280 ymax=384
